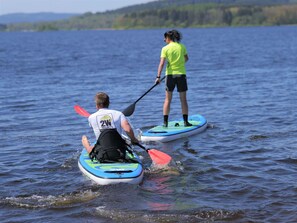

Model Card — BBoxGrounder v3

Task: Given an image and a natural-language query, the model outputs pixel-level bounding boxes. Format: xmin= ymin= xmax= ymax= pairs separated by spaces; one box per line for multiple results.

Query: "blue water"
xmin=0 ymin=26 xmax=297 ymax=222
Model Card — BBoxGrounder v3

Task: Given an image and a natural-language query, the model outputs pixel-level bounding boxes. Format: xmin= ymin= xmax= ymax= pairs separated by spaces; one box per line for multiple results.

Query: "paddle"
xmin=122 ymin=76 xmax=165 ymax=117
xmin=74 ymin=104 xmax=172 ymax=165
xmin=74 ymin=105 xmax=91 ymax=117
xmin=135 ymin=143 xmax=172 ymax=165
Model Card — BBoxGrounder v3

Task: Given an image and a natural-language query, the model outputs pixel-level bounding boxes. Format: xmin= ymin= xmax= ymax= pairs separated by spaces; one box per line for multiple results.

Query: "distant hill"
xmin=0 ymin=12 xmax=80 ymax=24
xmin=2 ymin=0 xmax=297 ymax=31
xmin=115 ymin=0 xmax=297 ymax=13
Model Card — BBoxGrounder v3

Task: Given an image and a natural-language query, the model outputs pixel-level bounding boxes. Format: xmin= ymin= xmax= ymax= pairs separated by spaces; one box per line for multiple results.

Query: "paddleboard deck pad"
xmin=141 ymin=114 xmax=207 ymax=143
xmin=78 ymin=149 xmax=144 ymax=185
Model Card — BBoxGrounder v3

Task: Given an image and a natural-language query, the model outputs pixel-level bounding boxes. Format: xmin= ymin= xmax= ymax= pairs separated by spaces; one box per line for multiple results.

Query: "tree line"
xmin=114 ymin=4 xmax=297 ymax=29
xmin=3 ymin=3 xmax=297 ymax=31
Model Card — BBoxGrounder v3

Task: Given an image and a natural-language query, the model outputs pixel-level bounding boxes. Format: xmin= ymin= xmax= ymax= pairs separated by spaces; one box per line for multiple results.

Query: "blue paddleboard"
xmin=78 ymin=149 xmax=144 ymax=185
xmin=141 ymin=114 xmax=207 ymax=142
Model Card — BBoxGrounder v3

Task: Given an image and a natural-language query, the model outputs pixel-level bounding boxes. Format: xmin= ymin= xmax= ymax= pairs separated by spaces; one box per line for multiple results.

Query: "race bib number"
xmin=96 ymin=113 xmax=116 ymax=130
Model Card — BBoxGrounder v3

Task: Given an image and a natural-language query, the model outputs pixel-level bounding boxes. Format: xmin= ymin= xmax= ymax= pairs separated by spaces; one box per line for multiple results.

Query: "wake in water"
xmin=1 ymin=189 xmax=100 ymax=209
xmin=148 ymin=159 xmax=184 ymax=174
xmin=94 ymin=206 xmax=244 ymax=223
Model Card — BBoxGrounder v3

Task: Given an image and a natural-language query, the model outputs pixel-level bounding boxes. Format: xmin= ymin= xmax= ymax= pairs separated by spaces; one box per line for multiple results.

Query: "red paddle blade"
xmin=74 ymin=105 xmax=90 ymax=118
xmin=148 ymin=149 xmax=172 ymax=165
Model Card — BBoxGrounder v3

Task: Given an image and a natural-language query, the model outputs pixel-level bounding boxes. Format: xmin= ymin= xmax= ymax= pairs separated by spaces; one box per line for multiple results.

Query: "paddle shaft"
xmin=135 ymin=142 xmax=149 ymax=152
xmin=122 ymin=76 xmax=166 ymax=116
xmin=134 ymin=76 xmax=165 ymax=104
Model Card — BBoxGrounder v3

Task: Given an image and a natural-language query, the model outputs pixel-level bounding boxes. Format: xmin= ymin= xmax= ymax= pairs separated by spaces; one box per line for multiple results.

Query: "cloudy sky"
xmin=0 ymin=0 xmax=157 ymax=15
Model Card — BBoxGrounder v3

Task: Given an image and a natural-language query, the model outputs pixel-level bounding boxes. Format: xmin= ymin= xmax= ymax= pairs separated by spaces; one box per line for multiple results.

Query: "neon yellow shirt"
xmin=161 ymin=42 xmax=187 ymax=75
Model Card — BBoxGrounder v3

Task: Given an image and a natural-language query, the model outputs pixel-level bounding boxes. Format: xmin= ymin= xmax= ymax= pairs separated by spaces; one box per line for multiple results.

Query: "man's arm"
xmin=121 ymin=119 xmax=139 ymax=144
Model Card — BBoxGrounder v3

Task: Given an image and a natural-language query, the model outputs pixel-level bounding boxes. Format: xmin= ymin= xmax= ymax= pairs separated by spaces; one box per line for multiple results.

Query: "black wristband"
xmin=156 ymin=76 xmax=161 ymax=78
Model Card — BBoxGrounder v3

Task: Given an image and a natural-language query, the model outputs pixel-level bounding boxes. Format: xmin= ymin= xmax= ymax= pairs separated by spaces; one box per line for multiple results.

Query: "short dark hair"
xmin=95 ymin=92 xmax=110 ymax=108
xmin=164 ymin=30 xmax=182 ymax=43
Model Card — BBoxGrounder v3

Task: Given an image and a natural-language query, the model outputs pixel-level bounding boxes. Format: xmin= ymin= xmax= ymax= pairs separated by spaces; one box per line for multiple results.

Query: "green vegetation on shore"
xmin=2 ymin=0 xmax=297 ymax=31
xmin=114 ymin=4 xmax=297 ymax=29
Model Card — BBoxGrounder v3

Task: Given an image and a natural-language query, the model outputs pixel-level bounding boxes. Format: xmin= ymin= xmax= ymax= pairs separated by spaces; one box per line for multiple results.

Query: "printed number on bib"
xmin=96 ymin=114 xmax=116 ymax=130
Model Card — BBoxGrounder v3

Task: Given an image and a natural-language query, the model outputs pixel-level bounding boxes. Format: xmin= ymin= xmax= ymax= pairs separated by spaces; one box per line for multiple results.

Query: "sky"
xmin=0 ymin=0 xmax=157 ymax=15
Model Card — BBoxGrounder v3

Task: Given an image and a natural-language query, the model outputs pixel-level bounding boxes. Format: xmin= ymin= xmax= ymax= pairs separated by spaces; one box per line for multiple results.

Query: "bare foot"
xmin=82 ymin=135 xmax=93 ymax=153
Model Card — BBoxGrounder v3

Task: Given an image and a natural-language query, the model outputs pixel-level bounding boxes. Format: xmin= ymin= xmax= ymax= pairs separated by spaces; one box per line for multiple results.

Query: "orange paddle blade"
xmin=74 ymin=105 xmax=90 ymax=118
xmin=148 ymin=149 xmax=172 ymax=165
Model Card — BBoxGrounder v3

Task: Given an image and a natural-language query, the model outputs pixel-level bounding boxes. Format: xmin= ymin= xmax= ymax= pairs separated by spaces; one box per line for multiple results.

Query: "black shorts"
xmin=165 ymin=75 xmax=188 ymax=92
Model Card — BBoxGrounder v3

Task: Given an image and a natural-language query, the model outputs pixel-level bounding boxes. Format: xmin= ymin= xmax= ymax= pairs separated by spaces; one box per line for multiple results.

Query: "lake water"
xmin=0 ymin=26 xmax=296 ymax=222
